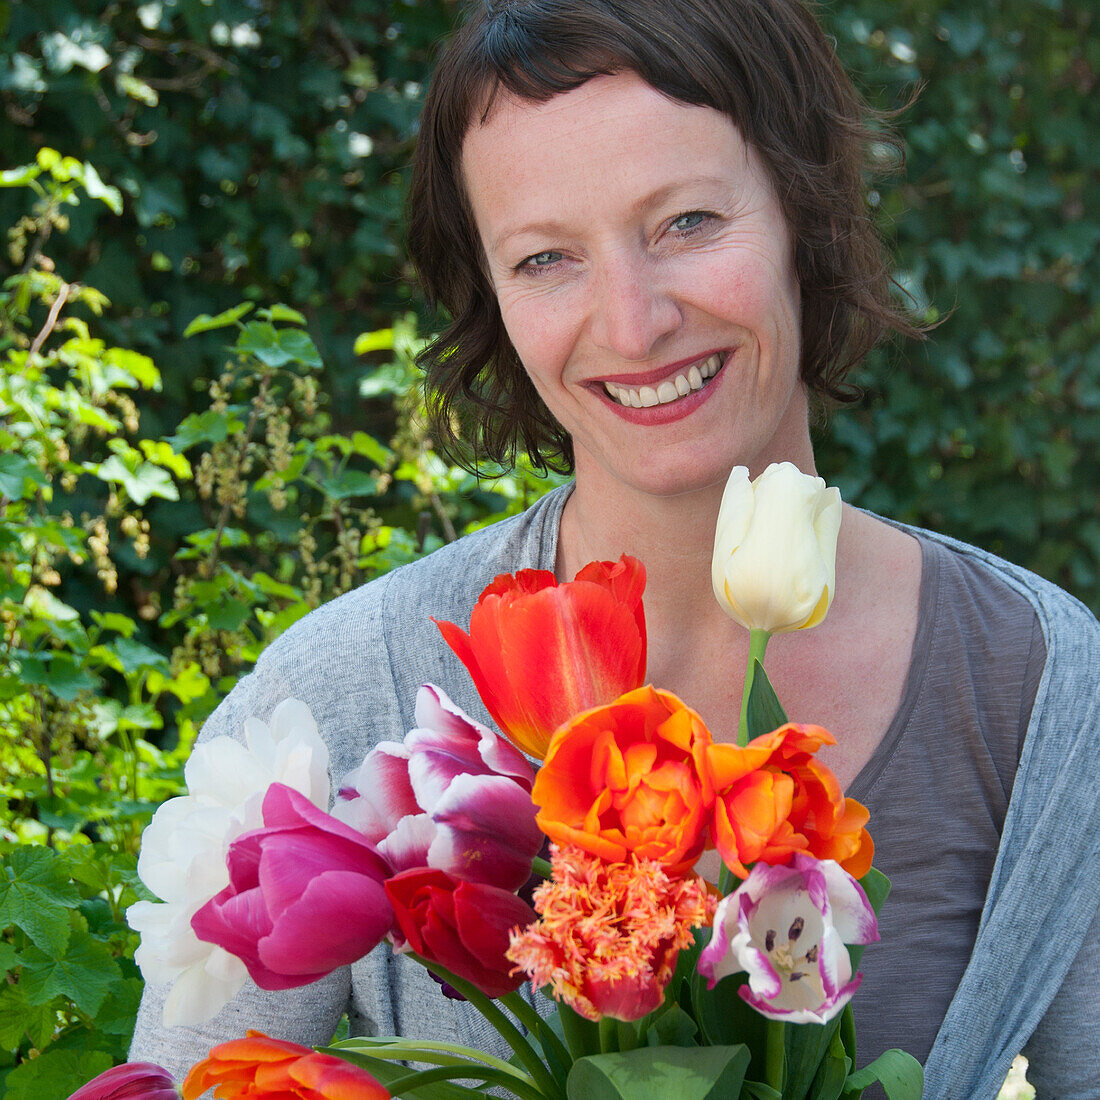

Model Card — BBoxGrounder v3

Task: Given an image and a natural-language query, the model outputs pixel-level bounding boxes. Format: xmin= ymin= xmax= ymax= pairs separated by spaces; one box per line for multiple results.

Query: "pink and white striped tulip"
xmin=333 ymin=684 xmax=542 ymax=890
xmin=698 ymin=853 xmax=878 ymax=1024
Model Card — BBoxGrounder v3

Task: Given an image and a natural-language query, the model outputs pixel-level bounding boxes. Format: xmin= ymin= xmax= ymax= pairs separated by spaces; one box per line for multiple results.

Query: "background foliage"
xmin=0 ymin=0 xmax=1093 ymax=1094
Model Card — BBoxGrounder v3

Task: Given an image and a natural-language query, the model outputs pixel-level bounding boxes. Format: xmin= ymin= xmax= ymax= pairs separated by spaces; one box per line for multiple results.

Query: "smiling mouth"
xmin=603 ymin=353 xmax=724 ymax=408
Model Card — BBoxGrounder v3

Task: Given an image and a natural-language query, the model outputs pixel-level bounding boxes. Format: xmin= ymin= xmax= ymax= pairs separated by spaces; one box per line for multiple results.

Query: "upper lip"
xmin=588 ymin=349 xmax=732 ymax=388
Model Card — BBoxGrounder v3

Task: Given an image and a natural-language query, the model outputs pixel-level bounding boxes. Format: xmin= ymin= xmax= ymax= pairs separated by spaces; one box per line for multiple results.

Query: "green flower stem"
xmin=558 ymin=1002 xmax=601 ymax=1059
xmin=737 ymin=628 xmax=772 ymax=746
xmin=410 ymin=953 xmax=564 ymax=1100
xmin=500 ymin=991 xmax=574 ymax=1082
xmin=382 ymin=1063 xmax=547 ymax=1100
xmin=765 ymin=1019 xmax=786 ymax=1093
xmin=531 ymin=855 xmax=553 ymax=879
xmin=598 ymin=1015 xmax=618 ymax=1053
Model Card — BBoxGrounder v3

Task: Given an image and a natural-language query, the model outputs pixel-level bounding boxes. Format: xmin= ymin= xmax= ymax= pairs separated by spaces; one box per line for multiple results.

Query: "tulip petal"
xmin=436 ymin=557 xmax=647 ymax=759
xmin=258 ymin=870 xmax=393 ymax=977
xmin=797 ymin=853 xmax=879 ymax=945
xmin=289 ymin=1052 xmax=392 ymax=1099
xmin=334 ymin=744 xmax=417 ymax=842
xmin=378 ymin=813 xmax=436 ymax=873
xmin=66 ymin=1062 xmax=178 ymax=1100
xmin=191 ymin=883 xmax=274 ymax=984
xmin=413 ymin=684 xmax=534 ymax=786
xmin=429 ymin=774 xmax=541 ymax=889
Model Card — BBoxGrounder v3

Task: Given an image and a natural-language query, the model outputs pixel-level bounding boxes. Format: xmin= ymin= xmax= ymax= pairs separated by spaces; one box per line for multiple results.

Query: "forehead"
xmin=461 ymin=72 xmax=767 ymax=242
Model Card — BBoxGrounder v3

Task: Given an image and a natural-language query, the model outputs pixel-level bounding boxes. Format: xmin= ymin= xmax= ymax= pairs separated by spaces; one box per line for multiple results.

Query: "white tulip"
xmin=127 ymin=698 xmax=329 ymax=1026
xmin=711 ymin=462 xmax=842 ymax=634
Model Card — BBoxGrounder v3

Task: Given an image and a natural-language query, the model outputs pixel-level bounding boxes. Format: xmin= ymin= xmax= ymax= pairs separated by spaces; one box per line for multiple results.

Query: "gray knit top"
xmin=130 ymin=485 xmax=1100 ymax=1099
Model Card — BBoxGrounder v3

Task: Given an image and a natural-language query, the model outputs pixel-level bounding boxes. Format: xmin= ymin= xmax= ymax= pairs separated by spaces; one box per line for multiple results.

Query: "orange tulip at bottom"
xmin=182 ymin=1031 xmax=390 ymax=1100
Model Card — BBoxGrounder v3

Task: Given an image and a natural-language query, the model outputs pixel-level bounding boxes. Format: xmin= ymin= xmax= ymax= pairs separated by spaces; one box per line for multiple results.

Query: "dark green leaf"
xmin=0 ymin=847 xmax=80 ymax=955
xmin=18 ymin=929 xmax=121 ymax=1016
xmin=567 ymin=1045 xmax=751 ymax=1100
xmin=746 ymin=663 xmax=787 ymax=740
xmin=842 ymin=1050 xmax=923 ymax=1100
xmin=183 ymin=302 xmax=254 ymax=336
xmin=2 ymin=1048 xmax=114 ymax=1100
xmin=166 ymin=408 xmax=248 ymax=451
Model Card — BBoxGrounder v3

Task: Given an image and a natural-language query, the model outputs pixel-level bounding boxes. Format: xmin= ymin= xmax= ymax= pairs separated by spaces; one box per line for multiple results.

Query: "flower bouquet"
xmin=73 ymin=463 xmax=923 ymax=1100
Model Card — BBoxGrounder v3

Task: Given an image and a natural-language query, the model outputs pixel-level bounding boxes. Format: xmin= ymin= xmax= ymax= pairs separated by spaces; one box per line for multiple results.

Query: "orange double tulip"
xmin=435 ymin=555 xmax=647 ymax=759
xmin=531 ymin=685 xmax=714 ymax=875
xmin=705 ymin=723 xmax=873 ymax=879
xmin=182 ymin=1032 xmax=389 ymax=1099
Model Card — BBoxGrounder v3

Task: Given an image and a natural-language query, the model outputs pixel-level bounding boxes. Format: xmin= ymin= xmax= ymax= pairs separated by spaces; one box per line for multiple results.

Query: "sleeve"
xmin=1022 ymin=899 xmax=1100 ymax=1097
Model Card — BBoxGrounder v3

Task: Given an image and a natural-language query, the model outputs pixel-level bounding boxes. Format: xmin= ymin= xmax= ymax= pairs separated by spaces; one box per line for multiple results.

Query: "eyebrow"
xmin=485 ymin=174 xmax=735 ymax=258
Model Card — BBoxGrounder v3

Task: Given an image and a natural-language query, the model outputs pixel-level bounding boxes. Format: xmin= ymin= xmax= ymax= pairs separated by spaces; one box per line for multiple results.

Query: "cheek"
xmin=497 ymin=289 xmax=583 ymax=385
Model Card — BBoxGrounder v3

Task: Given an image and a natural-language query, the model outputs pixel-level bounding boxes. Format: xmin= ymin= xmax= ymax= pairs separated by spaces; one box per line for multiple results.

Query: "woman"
xmin=129 ymin=1 xmax=1100 ymax=1095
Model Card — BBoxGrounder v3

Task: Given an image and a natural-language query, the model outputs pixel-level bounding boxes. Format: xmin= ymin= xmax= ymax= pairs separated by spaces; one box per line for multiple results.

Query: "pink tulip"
xmin=66 ymin=1062 xmax=178 ymax=1100
xmin=334 ymin=684 xmax=542 ymax=890
xmin=191 ymin=784 xmax=393 ymax=990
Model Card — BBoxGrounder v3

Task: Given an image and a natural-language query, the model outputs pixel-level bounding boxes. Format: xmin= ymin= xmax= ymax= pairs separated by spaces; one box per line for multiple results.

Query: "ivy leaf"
xmin=19 ymin=928 xmax=121 ymax=1016
xmin=0 ymin=847 xmax=80 ymax=955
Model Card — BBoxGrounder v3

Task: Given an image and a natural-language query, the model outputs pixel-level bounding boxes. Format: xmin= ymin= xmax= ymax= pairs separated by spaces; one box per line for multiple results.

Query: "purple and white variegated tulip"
xmin=333 ymin=684 xmax=542 ymax=890
xmin=698 ymin=853 xmax=879 ymax=1024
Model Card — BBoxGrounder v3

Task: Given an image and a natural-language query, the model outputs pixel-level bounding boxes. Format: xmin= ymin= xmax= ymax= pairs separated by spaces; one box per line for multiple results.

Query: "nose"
xmin=588 ymin=253 xmax=682 ymax=362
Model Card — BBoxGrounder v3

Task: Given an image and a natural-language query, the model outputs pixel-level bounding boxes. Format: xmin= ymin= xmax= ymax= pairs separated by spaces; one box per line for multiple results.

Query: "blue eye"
xmin=672 ymin=211 xmax=708 ymax=232
xmin=521 ymin=250 xmax=562 ymax=270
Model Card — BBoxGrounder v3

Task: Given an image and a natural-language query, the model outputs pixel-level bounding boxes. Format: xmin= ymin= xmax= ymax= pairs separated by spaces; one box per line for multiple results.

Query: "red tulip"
xmin=385 ymin=867 xmax=536 ymax=999
xmin=191 ymin=784 xmax=393 ymax=989
xmin=66 ymin=1062 xmax=178 ymax=1100
xmin=181 ymin=1031 xmax=389 ymax=1099
xmin=435 ymin=555 xmax=647 ymax=759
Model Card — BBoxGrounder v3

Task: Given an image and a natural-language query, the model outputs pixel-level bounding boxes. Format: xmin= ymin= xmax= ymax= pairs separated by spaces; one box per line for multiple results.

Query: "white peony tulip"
xmin=711 ymin=462 xmax=842 ymax=634
xmin=127 ymin=698 xmax=329 ymax=1026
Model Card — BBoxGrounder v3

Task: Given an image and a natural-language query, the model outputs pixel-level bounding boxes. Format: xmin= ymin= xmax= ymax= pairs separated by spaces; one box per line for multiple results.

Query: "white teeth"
xmin=604 ymin=354 xmax=724 ymax=408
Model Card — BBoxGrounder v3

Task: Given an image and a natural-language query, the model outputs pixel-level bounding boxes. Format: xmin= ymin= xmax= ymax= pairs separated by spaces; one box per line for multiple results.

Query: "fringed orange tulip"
xmin=531 ymin=685 xmax=714 ymax=875
xmin=182 ymin=1031 xmax=390 ymax=1099
xmin=507 ymin=845 xmax=716 ymax=1021
xmin=705 ymin=723 xmax=873 ymax=879
xmin=434 ymin=555 xmax=646 ymax=759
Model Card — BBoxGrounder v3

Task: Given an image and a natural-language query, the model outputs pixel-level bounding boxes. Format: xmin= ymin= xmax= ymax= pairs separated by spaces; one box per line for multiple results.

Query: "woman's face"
xmin=461 ymin=72 xmax=807 ymax=500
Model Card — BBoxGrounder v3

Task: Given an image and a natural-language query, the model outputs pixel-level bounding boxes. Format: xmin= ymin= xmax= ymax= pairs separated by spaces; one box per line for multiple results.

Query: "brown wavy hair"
xmin=407 ymin=0 xmax=919 ymax=473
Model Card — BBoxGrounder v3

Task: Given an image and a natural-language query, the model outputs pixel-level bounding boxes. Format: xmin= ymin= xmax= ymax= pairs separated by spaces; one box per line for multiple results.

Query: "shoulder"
xmin=196 ymin=486 xmax=570 ymax=773
xmin=899 ymin=521 xmax=1098 ymax=657
xmin=260 ymin=483 xmax=569 ymax=671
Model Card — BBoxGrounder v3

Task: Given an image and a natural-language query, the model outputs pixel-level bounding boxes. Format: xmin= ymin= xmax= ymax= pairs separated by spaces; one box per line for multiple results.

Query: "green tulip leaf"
xmin=567 ymin=1044 xmax=751 ymax=1100
xmin=842 ymin=1050 xmax=923 ymax=1100
xmin=801 ymin=1025 xmax=851 ymax=1100
xmin=745 ymin=662 xmax=787 ymax=740
xmin=782 ymin=1016 xmax=844 ymax=1100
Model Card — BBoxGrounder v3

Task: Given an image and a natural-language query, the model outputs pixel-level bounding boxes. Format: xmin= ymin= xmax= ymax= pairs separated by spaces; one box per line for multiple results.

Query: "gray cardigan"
xmin=130 ymin=485 xmax=1100 ymax=1098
